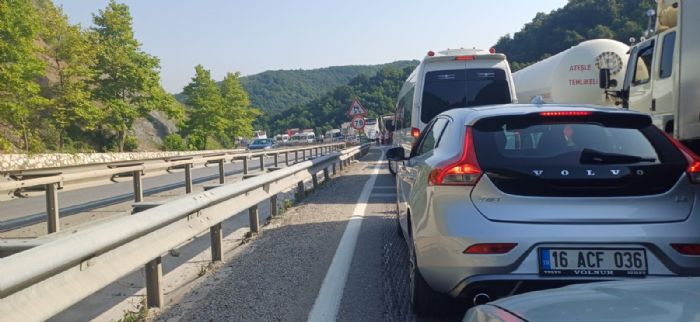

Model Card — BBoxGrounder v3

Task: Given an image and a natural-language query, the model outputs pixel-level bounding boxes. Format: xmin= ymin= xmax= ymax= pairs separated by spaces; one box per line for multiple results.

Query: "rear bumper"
xmin=449 ymin=274 xmax=683 ymax=299
xmin=412 ymin=188 xmax=700 ymax=297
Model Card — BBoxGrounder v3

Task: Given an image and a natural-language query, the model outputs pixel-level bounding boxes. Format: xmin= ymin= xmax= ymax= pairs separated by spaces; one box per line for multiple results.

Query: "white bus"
xmin=390 ymin=48 xmax=517 ymax=173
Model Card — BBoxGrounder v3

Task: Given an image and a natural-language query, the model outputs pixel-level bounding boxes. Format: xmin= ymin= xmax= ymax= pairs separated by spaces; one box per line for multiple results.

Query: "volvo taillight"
xmin=428 ymin=127 xmax=482 ymax=186
xmin=663 ymin=132 xmax=700 ymax=183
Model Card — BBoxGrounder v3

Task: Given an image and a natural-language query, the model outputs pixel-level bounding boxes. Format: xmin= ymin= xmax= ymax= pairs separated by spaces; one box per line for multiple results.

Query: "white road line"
xmin=368 ymin=193 xmax=395 ymax=197
xmin=307 ymin=155 xmax=384 ymax=322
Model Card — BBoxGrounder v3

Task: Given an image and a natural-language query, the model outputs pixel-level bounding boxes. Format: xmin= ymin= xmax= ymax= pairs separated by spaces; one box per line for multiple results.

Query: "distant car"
xmin=463 ymin=277 xmax=700 ymax=322
xmin=247 ymin=138 xmax=276 ymax=150
xmin=385 ymin=104 xmax=700 ymax=316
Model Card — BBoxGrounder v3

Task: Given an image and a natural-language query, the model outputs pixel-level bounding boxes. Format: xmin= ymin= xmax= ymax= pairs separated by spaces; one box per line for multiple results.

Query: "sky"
xmin=54 ymin=0 xmax=568 ymax=93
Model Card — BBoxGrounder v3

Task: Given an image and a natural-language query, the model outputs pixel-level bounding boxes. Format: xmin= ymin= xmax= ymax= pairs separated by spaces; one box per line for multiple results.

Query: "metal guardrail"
xmin=0 ymin=144 xmax=370 ymax=321
xmin=0 ymin=143 xmax=346 ymax=233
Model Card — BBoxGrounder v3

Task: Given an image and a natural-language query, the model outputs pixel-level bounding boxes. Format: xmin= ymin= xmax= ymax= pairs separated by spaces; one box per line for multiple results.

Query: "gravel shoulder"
xmin=157 ymin=149 xmax=383 ymax=322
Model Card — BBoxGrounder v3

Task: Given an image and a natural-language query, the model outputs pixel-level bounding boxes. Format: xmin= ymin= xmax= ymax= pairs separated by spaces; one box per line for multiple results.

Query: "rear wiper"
xmin=580 ymin=148 xmax=656 ymax=164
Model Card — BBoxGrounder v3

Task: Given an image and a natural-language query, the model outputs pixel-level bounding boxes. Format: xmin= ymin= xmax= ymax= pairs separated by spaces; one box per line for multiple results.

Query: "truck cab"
xmin=621 ymin=29 xmax=676 ymax=133
xmin=601 ymin=0 xmax=700 ymax=152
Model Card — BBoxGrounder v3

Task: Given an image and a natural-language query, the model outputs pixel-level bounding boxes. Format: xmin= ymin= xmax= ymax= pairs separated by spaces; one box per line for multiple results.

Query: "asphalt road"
xmin=158 ymin=147 xmax=464 ymax=322
xmin=0 ymin=153 xmax=301 ymax=232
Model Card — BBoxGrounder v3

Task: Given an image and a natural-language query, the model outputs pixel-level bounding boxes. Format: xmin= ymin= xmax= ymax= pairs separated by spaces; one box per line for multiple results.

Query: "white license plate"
xmin=539 ymin=248 xmax=647 ymax=277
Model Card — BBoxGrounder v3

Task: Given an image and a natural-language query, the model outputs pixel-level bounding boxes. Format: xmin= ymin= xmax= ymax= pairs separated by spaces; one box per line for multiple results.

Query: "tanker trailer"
xmin=512 ymin=39 xmax=629 ymax=106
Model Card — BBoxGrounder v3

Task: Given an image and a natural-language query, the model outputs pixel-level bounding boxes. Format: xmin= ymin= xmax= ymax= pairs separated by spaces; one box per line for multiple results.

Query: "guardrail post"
xmin=312 ymin=173 xmax=319 ymax=190
xmin=295 ymin=151 xmax=299 ymax=163
xmin=210 ymin=223 xmax=223 ymax=262
xmin=340 ymin=159 xmax=344 ymax=171
xmin=296 ymin=181 xmax=305 ymax=200
xmin=323 ymin=167 xmax=330 ymax=181
xmin=270 ymin=194 xmax=278 ymax=217
xmin=243 ymin=157 xmax=249 ymax=175
xmin=285 ymin=152 xmax=290 ymax=166
xmin=332 ymin=163 xmax=337 ymax=176
xmin=184 ymin=164 xmax=193 ymax=194
xmin=274 ymin=153 xmax=279 ymax=168
xmin=249 ymin=205 xmax=260 ymax=233
xmin=302 ymin=149 xmax=306 ymax=160
xmin=259 ymin=155 xmax=265 ymax=171
xmin=46 ymin=183 xmax=59 ymax=233
xmin=133 ymin=170 xmax=143 ymax=202
xmin=145 ymin=257 xmax=164 ymax=308
xmin=218 ymin=160 xmax=225 ymax=184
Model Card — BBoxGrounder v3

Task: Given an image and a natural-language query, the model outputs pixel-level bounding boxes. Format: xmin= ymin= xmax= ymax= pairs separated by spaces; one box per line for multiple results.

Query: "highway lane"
xmin=0 ymin=153 xmax=301 ymax=232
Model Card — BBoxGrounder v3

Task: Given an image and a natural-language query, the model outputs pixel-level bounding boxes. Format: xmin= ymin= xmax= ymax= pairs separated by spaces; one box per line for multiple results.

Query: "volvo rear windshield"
xmin=421 ymin=68 xmax=510 ymax=123
xmin=471 ymin=113 xmax=687 ymax=197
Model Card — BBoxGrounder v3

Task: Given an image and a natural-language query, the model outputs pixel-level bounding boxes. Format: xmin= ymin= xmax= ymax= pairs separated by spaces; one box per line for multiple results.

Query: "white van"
xmin=391 ymin=48 xmax=517 ymax=167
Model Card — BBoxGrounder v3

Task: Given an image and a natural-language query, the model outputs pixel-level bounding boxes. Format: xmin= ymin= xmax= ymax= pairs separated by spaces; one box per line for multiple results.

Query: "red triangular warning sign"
xmin=347 ymin=99 xmax=368 ymax=116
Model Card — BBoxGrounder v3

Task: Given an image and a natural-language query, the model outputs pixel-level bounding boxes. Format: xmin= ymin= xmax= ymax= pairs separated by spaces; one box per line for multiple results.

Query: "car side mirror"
xmin=385 ymin=147 xmax=406 ymax=161
xmin=599 ymin=68 xmax=611 ymax=89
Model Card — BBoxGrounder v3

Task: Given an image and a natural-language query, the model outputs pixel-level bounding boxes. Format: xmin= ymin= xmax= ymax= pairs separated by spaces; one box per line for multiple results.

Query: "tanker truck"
xmin=512 ymin=39 xmax=629 ymax=106
xmin=600 ymin=0 xmax=700 ymax=152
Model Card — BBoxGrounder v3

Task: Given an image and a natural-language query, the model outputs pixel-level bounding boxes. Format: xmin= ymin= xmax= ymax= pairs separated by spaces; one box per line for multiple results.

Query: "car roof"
xmin=436 ymin=103 xmax=651 ymax=125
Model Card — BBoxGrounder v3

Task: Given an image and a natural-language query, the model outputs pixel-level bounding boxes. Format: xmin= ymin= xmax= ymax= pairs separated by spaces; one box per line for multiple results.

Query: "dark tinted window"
xmin=472 ymin=113 xmax=686 ymax=197
xmin=421 ymin=69 xmax=510 ymax=123
xmin=660 ymin=32 xmax=676 ymax=79
xmin=416 ymin=118 xmax=448 ymax=156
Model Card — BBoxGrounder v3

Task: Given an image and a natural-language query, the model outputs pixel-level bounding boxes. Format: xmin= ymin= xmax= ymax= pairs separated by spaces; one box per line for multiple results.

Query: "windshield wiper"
xmin=580 ymin=148 xmax=656 ymax=165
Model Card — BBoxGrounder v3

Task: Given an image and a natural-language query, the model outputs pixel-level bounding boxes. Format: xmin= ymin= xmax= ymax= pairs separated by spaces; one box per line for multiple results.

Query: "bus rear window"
xmin=421 ymin=68 xmax=510 ymax=123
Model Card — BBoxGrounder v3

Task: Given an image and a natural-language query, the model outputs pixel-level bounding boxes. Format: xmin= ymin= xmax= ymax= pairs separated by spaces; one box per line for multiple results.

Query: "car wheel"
xmin=409 ymin=239 xmax=456 ymax=316
xmin=388 ymin=160 xmax=397 ymax=175
xmin=396 ymin=205 xmax=404 ymax=238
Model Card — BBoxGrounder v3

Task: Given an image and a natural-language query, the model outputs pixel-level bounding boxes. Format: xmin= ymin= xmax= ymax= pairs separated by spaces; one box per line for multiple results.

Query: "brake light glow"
xmin=539 ymin=111 xmax=593 ymax=117
xmin=428 ymin=127 xmax=482 ymax=186
xmin=455 ymin=55 xmax=475 ymax=61
xmin=427 ymin=50 xmax=435 ymax=57
xmin=671 ymin=244 xmax=700 ymax=256
xmin=662 ymin=131 xmax=700 ymax=184
xmin=464 ymin=243 xmax=517 ymax=254
xmin=411 ymin=127 xmax=420 ymax=138
xmin=489 ymin=48 xmax=496 ymax=54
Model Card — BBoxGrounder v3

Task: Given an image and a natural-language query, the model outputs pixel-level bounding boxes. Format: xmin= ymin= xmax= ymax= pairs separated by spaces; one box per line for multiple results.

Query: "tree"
xmin=182 ymin=65 xmax=227 ymax=150
xmin=39 ymin=1 xmax=101 ymax=151
xmin=90 ymin=0 xmax=173 ymax=151
xmin=0 ymin=0 xmax=47 ymax=151
xmin=220 ymin=72 xmax=261 ymax=142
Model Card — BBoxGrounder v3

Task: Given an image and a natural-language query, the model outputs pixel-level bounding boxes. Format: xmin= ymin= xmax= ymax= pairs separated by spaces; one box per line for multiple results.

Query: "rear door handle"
xmin=651 ymin=99 xmax=656 ymax=112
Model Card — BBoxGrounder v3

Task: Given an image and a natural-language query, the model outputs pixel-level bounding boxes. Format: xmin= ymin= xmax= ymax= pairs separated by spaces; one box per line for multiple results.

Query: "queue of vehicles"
xmin=386 ymin=1 xmax=700 ymax=319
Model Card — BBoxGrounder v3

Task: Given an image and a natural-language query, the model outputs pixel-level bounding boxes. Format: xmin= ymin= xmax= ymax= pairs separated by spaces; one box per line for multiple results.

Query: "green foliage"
xmin=264 ymin=64 xmax=417 ymax=135
xmin=220 ymin=72 xmax=261 ymax=140
xmin=180 ymin=66 xmax=262 ymax=150
xmin=494 ymin=0 xmax=656 ymax=66
xmin=123 ymin=135 xmax=138 ymax=151
xmin=90 ymin=0 xmax=174 ymax=152
xmin=38 ymin=1 xmax=101 ymax=151
xmin=0 ymin=0 xmax=47 ymax=152
xmin=239 ymin=61 xmax=418 ymax=113
xmin=182 ymin=65 xmax=227 ymax=150
xmin=163 ymin=133 xmax=186 ymax=151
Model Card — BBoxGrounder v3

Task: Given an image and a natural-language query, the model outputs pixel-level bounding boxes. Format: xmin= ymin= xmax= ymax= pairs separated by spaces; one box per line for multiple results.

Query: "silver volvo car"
xmin=386 ymin=104 xmax=700 ymax=316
